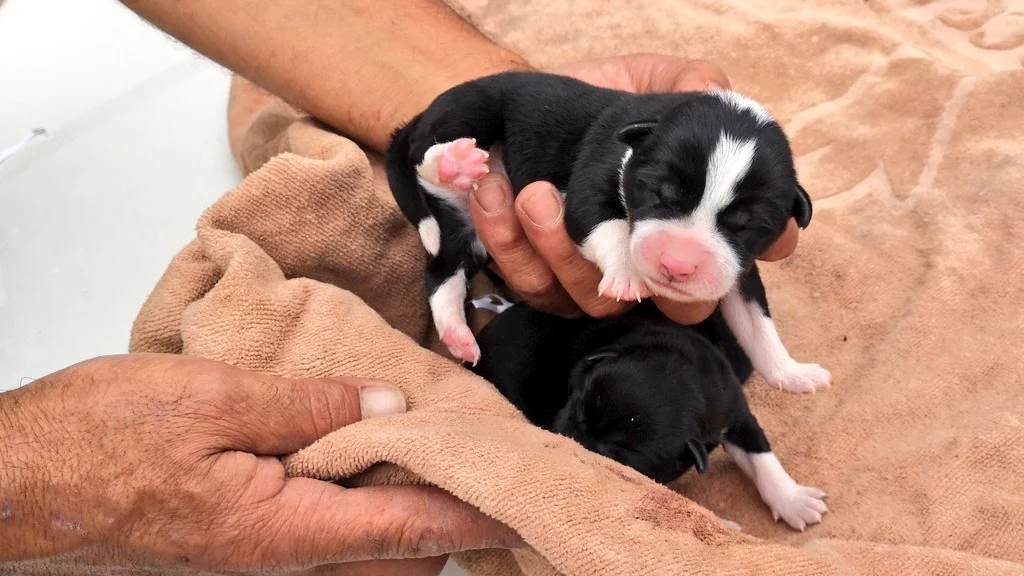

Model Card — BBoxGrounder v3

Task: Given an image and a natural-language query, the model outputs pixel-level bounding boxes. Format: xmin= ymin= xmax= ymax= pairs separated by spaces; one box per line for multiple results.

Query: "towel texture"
xmin=12 ymin=0 xmax=1024 ymax=574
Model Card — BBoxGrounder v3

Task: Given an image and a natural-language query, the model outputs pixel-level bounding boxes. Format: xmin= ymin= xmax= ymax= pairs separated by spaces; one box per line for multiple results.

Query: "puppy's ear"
xmin=793 ymin=183 xmax=813 ymax=229
xmin=615 ymin=120 xmax=659 ymax=149
xmin=685 ymin=439 xmax=709 ymax=475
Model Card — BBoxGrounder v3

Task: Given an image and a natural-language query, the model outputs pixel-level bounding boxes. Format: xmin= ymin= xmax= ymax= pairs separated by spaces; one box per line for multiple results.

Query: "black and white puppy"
xmin=385 ymin=70 xmax=829 ymax=394
xmin=470 ymin=291 xmax=828 ymax=531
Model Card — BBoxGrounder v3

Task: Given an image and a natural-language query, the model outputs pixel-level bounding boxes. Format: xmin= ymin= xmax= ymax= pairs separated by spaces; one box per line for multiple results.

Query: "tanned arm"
xmin=119 ymin=0 xmax=531 ymax=153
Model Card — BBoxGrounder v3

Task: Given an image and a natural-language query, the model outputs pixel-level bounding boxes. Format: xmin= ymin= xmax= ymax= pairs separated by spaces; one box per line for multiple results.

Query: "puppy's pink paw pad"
xmin=442 ymin=325 xmax=481 ymax=365
xmin=434 ymin=138 xmax=490 ymax=192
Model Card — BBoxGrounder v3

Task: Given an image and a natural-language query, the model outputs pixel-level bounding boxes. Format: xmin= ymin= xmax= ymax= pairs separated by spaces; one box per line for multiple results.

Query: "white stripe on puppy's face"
xmin=709 ymin=90 xmax=773 ymax=126
xmin=629 ymin=132 xmax=755 ymax=302
xmin=699 ymin=133 xmax=757 ymax=221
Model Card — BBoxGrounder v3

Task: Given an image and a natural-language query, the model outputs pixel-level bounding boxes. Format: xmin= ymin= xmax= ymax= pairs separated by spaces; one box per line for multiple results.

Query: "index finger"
xmin=468 ymin=173 xmax=580 ymax=316
xmin=514 ymin=183 xmax=634 ymax=318
xmin=246 ymin=481 xmax=523 ymax=569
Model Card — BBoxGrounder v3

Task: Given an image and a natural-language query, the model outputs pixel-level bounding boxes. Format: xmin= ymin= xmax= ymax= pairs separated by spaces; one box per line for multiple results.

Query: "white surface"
xmin=0 ymin=0 xmax=240 ymax=389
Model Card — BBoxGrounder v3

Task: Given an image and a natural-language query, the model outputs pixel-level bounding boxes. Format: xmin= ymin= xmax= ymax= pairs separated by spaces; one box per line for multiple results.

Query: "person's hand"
xmin=467 ymin=53 xmax=801 ymax=324
xmin=0 ymin=354 xmax=520 ymax=575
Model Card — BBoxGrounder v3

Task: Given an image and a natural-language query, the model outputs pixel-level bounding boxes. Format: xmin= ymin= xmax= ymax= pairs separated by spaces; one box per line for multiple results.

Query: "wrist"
xmin=353 ymin=51 xmax=534 ymax=154
xmin=0 ymin=372 xmax=97 ymax=563
xmin=0 ymin=386 xmax=54 ymax=561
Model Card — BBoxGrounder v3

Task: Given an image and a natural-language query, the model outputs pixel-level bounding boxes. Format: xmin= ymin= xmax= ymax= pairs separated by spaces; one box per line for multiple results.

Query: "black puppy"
xmin=386 ymin=70 xmax=829 ymax=395
xmin=471 ymin=285 xmax=827 ymax=531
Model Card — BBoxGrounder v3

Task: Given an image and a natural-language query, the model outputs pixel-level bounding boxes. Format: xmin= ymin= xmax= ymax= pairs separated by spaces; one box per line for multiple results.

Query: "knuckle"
xmin=481 ymin=224 xmax=525 ymax=254
xmin=306 ymin=382 xmax=359 ymax=433
xmin=186 ymin=368 xmax=237 ymax=407
xmin=385 ymin=517 xmax=457 ymax=559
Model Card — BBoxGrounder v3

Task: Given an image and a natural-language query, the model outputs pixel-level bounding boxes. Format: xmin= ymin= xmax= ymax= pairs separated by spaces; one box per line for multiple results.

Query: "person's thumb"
xmin=212 ymin=370 xmax=407 ymax=455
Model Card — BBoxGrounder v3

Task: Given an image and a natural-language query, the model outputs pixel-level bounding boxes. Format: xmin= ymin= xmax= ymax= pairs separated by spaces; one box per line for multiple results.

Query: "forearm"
xmin=119 ymin=0 xmax=532 ymax=152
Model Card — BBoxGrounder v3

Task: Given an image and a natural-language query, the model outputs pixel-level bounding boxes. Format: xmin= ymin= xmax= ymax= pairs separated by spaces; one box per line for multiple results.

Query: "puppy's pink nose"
xmin=661 ymin=254 xmax=697 ymax=278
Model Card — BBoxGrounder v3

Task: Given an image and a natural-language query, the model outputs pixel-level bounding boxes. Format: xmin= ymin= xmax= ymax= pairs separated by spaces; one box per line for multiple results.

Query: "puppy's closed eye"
xmin=720 ymin=206 xmax=751 ymax=229
xmin=658 ymin=182 xmax=682 ymax=204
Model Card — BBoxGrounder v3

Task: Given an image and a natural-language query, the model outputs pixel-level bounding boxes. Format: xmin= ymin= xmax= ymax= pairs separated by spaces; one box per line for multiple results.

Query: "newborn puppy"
xmin=386 ymin=70 xmax=829 ymax=394
xmin=471 ymin=296 xmax=828 ymax=531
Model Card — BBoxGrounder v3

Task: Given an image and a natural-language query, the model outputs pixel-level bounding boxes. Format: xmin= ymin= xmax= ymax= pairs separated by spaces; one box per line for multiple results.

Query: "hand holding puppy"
xmin=467 ymin=54 xmax=801 ymax=324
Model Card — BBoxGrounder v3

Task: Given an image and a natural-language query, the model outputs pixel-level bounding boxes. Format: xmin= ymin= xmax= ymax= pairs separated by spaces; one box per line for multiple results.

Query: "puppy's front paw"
xmin=441 ymin=324 xmax=481 ymax=366
xmin=598 ymin=268 xmax=652 ymax=303
xmin=417 ymin=138 xmax=490 ymax=193
xmin=764 ymin=483 xmax=828 ymax=532
xmin=770 ymin=362 xmax=831 ymax=394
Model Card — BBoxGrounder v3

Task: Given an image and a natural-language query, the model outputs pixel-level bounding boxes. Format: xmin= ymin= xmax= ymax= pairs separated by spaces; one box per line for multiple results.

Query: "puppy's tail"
xmin=385 ymin=120 xmax=433 ymax=227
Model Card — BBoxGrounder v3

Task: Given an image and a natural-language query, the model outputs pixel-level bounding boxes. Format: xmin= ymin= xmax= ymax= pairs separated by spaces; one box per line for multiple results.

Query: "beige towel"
xmin=12 ymin=0 xmax=1024 ymax=574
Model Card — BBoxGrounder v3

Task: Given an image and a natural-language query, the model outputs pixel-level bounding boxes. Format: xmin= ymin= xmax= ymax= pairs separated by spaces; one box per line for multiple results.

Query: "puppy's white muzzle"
xmin=630 ymin=219 xmax=741 ymax=302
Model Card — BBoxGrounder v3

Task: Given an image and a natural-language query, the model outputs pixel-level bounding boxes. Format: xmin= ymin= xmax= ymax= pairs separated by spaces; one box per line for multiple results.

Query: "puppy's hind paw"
xmin=770 ymin=362 xmax=831 ymax=395
xmin=442 ymin=324 xmax=481 ymax=366
xmin=417 ymin=138 xmax=490 ymax=193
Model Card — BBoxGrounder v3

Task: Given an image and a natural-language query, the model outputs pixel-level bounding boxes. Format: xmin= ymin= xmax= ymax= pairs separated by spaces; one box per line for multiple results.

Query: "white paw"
xmin=769 ymin=362 xmax=832 ymax=394
xmin=763 ymin=483 xmax=828 ymax=531
xmin=598 ymin=268 xmax=652 ymax=303
xmin=441 ymin=324 xmax=481 ymax=366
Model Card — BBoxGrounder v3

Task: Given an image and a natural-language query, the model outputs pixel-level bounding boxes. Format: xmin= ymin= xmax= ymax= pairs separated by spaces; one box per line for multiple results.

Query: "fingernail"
xmin=520 ymin=185 xmax=563 ymax=228
xmin=473 ymin=179 xmax=509 ymax=215
xmin=359 ymin=386 xmax=407 ymax=419
xmin=706 ymin=80 xmax=724 ymax=91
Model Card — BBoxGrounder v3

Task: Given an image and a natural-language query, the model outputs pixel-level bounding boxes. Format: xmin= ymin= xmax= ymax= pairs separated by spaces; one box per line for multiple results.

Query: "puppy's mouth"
xmin=645 ymin=276 xmax=728 ymax=303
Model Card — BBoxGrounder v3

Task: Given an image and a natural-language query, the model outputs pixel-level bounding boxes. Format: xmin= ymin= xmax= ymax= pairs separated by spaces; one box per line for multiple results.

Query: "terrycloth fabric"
xmin=16 ymin=0 xmax=1024 ymax=574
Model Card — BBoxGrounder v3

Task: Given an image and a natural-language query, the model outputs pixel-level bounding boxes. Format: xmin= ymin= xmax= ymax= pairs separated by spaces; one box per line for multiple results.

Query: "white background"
xmin=0 ymin=0 xmax=239 ymax=389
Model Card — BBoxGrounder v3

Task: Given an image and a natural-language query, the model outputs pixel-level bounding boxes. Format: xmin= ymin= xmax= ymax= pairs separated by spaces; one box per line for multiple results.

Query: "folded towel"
xmin=14 ymin=0 xmax=1024 ymax=574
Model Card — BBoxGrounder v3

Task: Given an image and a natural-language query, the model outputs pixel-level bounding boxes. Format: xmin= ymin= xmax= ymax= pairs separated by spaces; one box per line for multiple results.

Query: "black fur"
xmin=385 ymin=70 xmax=811 ymax=306
xmin=471 ymin=275 xmax=774 ymax=485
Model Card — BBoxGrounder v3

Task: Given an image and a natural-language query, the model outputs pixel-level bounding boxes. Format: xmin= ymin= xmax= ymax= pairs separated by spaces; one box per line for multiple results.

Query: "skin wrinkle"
xmin=292 ymin=483 xmax=335 ymax=567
